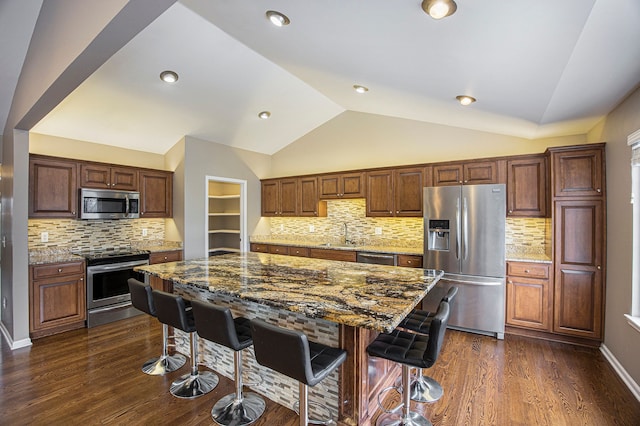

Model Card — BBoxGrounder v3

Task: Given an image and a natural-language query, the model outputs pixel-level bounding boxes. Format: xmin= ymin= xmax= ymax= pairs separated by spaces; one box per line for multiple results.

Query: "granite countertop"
xmin=28 ymin=241 xmax=183 ymax=265
xmin=136 ymin=252 xmax=443 ymax=333
xmin=505 ymin=246 xmax=552 ymax=263
xmin=251 ymin=238 xmax=423 ymax=256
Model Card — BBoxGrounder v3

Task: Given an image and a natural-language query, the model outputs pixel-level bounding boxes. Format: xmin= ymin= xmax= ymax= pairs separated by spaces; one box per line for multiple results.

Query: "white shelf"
xmin=208 ymin=194 xmax=240 ymax=199
xmin=209 ymin=247 xmax=241 ymax=254
xmin=208 ymin=229 xmax=240 ymax=234
xmin=209 ymin=212 xmax=240 ymax=216
xmin=207 ymin=178 xmax=244 ymax=255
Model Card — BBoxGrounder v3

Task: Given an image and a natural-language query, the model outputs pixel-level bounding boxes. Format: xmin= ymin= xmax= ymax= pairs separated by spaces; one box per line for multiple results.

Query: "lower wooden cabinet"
xmin=308 ymin=248 xmax=357 ymax=262
xmin=149 ymin=250 xmax=183 ymax=291
xmin=29 ymin=261 xmax=86 ymax=339
xmin=397 ymin=254 xmax=422 ymax=268
xmin=506 ymin=262 xmax=552 ymax=331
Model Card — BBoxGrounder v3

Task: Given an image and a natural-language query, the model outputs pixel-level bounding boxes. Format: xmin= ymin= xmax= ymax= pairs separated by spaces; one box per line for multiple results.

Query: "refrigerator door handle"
xmin=462 ymin=196 xmax=469 ymax=260
xmin=455 ymin=197 xmax=461 ymax=260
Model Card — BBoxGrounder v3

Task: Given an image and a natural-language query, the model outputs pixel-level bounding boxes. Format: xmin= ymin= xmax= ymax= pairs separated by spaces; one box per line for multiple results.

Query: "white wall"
xmin=181 ymin=136 xmax=271 ymax=259
xmin=588 ymin=86 xmax=640 ymax=386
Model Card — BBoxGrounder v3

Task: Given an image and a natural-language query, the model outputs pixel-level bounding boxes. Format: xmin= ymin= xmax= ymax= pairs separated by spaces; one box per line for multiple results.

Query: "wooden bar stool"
xmin=398 ymin=286 xmax=458 ymax=402
xmin=367 ymin=301 xmax=451 ymax=426
xmin=191 ymin=300 xmax=265 ymax=426
xmin=152 ymin=290 xmax=219 ymax=399
xmin=127 ymin=278 xmax=186 ymax=375
xmin=250 ymin=319 xmax=347 ymax=426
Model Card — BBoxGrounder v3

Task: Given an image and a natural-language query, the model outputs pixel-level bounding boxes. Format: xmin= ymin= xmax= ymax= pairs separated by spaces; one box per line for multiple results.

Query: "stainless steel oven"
xmin=80 ymin=250 xmax=150 ymax=327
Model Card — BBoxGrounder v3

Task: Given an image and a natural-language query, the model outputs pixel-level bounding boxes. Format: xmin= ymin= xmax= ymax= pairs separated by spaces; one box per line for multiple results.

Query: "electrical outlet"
xmin=142 ymin=228 xmax=148 ymax=237
xmin=41 ymin=232 xmax=49 ymax=242
xmin=309 ymin=225 xmax=315 ymax=232
xmin=280 ymin=224 xmax=284 ymax=231
xmin=375 ymin=227 xmax=383 ymax=235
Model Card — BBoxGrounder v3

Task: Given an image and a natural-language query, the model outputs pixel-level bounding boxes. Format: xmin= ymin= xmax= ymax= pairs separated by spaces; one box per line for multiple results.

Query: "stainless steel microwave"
xmin=79 ymin=188 xmax=140 ymax=219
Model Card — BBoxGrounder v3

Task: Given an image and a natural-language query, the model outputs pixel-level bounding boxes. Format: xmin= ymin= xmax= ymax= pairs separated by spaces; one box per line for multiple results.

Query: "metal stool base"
xmin=376 ymin=410 xmax=432 ymax=426
xmin=211 ymin=392 xmax=266 ymax=426
xmin=170 ymin=371 xmax=219 ymax=399
xmin=409 ymin=374 xmax=443 ymax=403
xmin=141 ymin=353 xmax=186 ymax=376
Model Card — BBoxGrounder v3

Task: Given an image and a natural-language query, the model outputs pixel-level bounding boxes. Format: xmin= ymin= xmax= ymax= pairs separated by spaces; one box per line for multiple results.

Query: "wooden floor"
xmin=1 ymin=315 xmax=638 ymax=425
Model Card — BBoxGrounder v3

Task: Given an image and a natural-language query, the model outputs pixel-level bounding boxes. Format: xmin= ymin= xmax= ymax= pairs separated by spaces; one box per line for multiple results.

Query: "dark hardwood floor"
xmin=1 ymin=315 xmax=638 ymax=425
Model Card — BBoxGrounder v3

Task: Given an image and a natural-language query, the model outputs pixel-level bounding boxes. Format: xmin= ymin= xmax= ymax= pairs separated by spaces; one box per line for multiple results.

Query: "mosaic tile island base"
xmin=135 ymin=252 xmax=443 ymax=425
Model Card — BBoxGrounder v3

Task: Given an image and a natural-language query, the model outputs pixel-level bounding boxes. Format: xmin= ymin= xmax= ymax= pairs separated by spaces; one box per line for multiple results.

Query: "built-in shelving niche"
xmin=206 ymin=176 xmax=247 ymax=256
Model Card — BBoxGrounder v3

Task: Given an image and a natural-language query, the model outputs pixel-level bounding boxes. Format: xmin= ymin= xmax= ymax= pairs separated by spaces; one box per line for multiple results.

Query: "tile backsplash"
xmin=255 ymin=199 xmax=549 ymax=252
xmin=28 ymin=218 xmax=168 ymax=251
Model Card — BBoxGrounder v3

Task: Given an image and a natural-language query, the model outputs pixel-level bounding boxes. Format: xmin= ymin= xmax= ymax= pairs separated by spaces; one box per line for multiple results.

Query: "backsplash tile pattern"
xmin=257 ymin=199 xmax=549 ymax=253
xmin=28 ymin=219 xmax=167 ymax=251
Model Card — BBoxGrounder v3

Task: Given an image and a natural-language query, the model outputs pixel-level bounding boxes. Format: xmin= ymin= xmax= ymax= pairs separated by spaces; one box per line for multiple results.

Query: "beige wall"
xmin=588 ymin=86 xmax=640 ymax=386
xmin=29 ymin=133 xmax=167 ymax=170
xmin=270 ymin=110 xmax=587 ymax=177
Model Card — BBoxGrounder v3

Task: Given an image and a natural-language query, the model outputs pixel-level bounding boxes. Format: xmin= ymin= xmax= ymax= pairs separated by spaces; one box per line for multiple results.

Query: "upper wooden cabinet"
xmin=366 ymin=167 xmax=424 ymax=217
xmin=79 ymin=163 xmax=138 ymax=191
xmin=433 ymin=160 xmax=501 ymax=186
xmin=298 ymin=176 xmax=326 ymax=217
xmin=29 ymin=156 xmax=78 ymax=218
xmin=319 ymin=172 xmax=365 ymax=199
xmin=548 ymin=144 xmax=604 ymax=198
xmin=507 ymin=155 xmax=547 ymax=217
xmin=261 ymin=178 xmax=298 ymax=216
xmin=139 ymin=170 xmax=173 ymax=218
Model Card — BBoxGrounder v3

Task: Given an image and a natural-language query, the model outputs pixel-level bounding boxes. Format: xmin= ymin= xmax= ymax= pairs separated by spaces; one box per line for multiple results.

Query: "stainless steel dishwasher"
xmin=356 ymin=252 xmax=396 ymax=266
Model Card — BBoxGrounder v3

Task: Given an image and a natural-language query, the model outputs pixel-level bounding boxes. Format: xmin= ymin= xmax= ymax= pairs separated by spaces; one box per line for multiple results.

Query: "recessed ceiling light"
xmin=266 ymin=10 xmax=290 ymax=27
xmin=456 ymin=95 xmax=476 ymax=106
xmin=422 ymin=0 xmax=457 ymax=20
xmin=258 ymin=111 xmax=271 ymax=119
xmin=353 ymin=85 xmax=369 ymax=94
xmin=159 ymin=70 xmax=178 ymax=83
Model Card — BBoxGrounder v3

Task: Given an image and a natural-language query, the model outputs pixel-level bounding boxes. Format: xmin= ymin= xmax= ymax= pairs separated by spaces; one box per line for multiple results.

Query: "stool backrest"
xmin=250 ymin=319 xmax=314 ymax=386
xmin=128 ymin=278 xmax=155 ymax=317
xmin=423 ymin=301 xmax=451 ymax=367
xmin=152 ymin=290 xmax=192 ymax=332
xmin=191 ymin=300 xmax=243 ymax=350
xmin=443 ymin=286 xmax=458 ymax=304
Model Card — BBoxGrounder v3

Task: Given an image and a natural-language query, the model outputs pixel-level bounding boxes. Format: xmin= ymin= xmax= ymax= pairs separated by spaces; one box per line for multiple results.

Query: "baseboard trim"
xmin=600 ymin=344 xmax=640 ymax=402
xmin=0 ymin=321 xmax=32 ymax=350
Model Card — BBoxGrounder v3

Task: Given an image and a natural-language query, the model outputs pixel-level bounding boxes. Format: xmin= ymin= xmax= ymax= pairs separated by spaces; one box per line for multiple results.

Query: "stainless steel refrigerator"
xmin=423 ymin=184 xmax=506 ymax=338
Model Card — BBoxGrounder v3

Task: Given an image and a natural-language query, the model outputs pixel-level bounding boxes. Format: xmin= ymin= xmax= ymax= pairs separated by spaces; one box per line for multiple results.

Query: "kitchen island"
xmin=136 ymin=252 xmax=442 ymax=425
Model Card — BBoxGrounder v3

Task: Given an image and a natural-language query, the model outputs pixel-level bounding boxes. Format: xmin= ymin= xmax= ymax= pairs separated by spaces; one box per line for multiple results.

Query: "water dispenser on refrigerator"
xmin=427 ymin=219 xmax=450 ymax=251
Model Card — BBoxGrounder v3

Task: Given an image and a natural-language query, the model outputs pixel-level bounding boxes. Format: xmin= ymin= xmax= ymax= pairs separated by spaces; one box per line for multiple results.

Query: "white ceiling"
xmin=7 ymin=0 xmax=640 ymax=155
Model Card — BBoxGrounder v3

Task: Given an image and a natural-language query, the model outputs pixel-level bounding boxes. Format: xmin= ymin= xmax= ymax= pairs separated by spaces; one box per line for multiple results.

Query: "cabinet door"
xmin=463 ymin=161 xmax=498 ymax=184
xmin=318 ymin=174 xmax=342 ymax=198
xmin=29 ymin=157 xmax=78 ymax=218
xmin=79 ymin=163 xmax=111 ymax=189
xmin=552 ymin=148 xmax=604 ymax=197
xmin=279 ymin=178 xmax=298 ymax=216
xmin=139 ymin=170 xmax=173 ymax=218
xmin=110 ymin=166 xmax=138 ymax=191
xmin=30 ymin=267 xmax=86 ymax=336
xmin=341 ymin=172 xmax=365 ymax=198
xmin=553 ymin=200 xmax=604 ymax=339
xmin=507 ymin=156 xmax=547 ymax=217
xmin=250 ymin=243 xmax=270 ymax=253
xmin=299 ymin=177 xmax=326 ymax=217
xmin=433 ymin=164 xmax=463 ymax=186
xmin=261 ymin=180 xmax=280 ymax=216
xmin=366 ymin=171 xmax=394 ymax=217
xmin=149 ymin=251 xmax=182 ymax=291
xmin=506 ymin=276 xmax=551 ymax=331
xmin=394 ymin=167 xmax=424 ymax=217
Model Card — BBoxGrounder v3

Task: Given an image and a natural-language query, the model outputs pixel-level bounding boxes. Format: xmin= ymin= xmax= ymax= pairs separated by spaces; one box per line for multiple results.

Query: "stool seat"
xmin=191 ymin=300 xmax=265 ymax=426
xmin=251 ymin=319 xmax=347 ymax=426
xmin=398 ymin=287 xmax=458 ymax=334
xmin=367 ymin=301 xmax=450 ymax=426
xmin=128 ymin=278 xmax=186 ymax=375
xmin=152 ymin=290 xmax=219 ymax=399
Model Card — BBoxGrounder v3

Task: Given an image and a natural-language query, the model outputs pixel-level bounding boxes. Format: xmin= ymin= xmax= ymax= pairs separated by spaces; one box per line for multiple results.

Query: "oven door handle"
xmin=89 ymin=301 xmax=132 ymax=313
xmin=87 ymin=259 xmax=149 ymax=272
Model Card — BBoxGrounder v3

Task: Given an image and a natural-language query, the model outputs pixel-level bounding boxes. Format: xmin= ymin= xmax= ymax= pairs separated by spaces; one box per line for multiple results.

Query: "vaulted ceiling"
xmin=4 ymin=0 xmax=640 ymax=155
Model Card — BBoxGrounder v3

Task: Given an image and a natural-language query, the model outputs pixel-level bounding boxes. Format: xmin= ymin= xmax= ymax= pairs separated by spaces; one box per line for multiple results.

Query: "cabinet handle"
xmin=396 ymin=211 xmax=399 ymax=214
xmin=58 ymin=268 xmax=62 ymax=273
xmin=597 ymin=265 xmax=601 ymax=270
xmin=597 ymin=188 xmax=601 ymax=193
xmin=141 ymin=212 xmax=144 ymax=215
xmin=389 ymin=211 xmax=392 ymax=214
xmin=407 ymin=260 xmax=412 ymax=264
xmin=508 ymin=280 xmax=513 ymax=284
xmin=164 ymin=256 xmax=168 ymax=260
xmin=80 ymin=277 xmax=83 ymax=281
xmin=464 ymin=180 xmax=468 ymax=183
xmin=509 ymin=210 xmax=513 ymax=213
xmin=524 ymin=269 xmax=530 ymax=273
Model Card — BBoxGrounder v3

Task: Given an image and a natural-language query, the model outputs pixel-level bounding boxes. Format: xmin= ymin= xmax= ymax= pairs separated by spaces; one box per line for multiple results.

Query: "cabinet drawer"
xmin=397 ymin=254 xmax=422 ymax=268
xmin=289 ymin=247 xmax=310 ymax=257
xmin=149 ymin=250 xmax=182 ymax=264
xmin=309 ymin=248 xmax=357 ymax=262
xmin=31 ymin=261 xmax=85 ymax=280
xmin=250 ymin=243 xmax=270 ymax=253
xmin=268 ymin=245 xmax=290 ymax=255
xmin=507 ymin=262 xmax=549 ymax=279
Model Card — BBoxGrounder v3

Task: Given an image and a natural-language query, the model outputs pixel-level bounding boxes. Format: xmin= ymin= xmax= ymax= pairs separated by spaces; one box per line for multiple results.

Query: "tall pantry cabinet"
xmin=547 ymin=144 xmax=606 ymax=341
